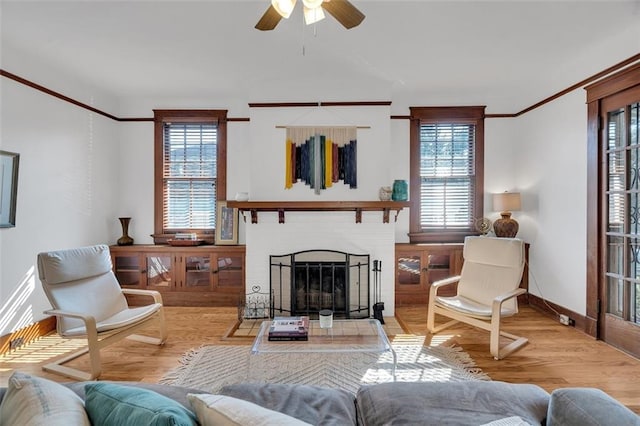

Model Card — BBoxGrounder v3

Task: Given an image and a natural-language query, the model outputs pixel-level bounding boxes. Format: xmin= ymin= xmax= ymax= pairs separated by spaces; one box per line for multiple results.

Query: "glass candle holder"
xmin=319 ymin=309 xmax=333 ymax=329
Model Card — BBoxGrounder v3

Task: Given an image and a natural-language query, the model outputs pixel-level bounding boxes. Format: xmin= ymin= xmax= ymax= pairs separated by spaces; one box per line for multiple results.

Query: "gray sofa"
xmin=1 ymin=377 xmax=638 ymax=425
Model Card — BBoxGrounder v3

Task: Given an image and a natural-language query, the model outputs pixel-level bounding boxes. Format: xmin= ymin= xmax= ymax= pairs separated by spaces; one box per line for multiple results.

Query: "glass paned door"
xmin=603 ymin=93 xmax=640 ymax=355
xmin=215 ymin=255 xmax=243 ymax=292
xmin=113 ymin=254 xmax=143 ymax=288
xmin=184 ymin=255 xmax=212 ymax=290
xmin=146 ymin=254 xmax=172 ymax=289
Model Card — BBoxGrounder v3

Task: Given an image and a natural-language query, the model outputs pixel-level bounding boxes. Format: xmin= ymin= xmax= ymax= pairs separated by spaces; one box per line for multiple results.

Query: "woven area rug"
xmin=159 ymin=337 xmax=489 ymax=394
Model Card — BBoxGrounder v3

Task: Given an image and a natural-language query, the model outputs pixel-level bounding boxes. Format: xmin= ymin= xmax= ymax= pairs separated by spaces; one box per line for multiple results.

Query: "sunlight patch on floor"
xmin=427 ymin=334 xmax=457 ymax=347
xmin=1 ymin=334 xmax=86 ymax=364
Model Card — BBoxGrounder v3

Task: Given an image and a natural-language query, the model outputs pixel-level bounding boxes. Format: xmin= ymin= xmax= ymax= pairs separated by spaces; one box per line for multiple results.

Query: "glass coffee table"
xmin=251 ymin=318 xmax=397 ymax=378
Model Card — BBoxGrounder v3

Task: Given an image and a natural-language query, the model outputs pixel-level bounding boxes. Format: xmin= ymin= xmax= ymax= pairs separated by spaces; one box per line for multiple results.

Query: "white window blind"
xmin=419 ymin=123 xmax=475 ymax=230
xmin=163 ymin=122 xmax=217 ymax=230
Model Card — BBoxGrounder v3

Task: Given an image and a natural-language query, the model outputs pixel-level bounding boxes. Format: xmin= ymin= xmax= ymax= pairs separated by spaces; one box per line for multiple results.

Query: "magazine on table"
xmin=268 ymin=316 xmax=309 ymax=341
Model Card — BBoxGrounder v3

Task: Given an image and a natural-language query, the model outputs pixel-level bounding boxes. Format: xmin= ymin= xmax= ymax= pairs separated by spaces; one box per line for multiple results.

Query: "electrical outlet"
xmin=9 ymin=337 xmax=24 ymax=350
xmin=559 ymin=314 xmax=570 ymax=325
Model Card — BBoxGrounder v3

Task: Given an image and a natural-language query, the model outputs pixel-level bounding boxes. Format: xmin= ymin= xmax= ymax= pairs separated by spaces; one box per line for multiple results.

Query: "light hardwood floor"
xmin=1 ymin=305 xmax=639 ymax=414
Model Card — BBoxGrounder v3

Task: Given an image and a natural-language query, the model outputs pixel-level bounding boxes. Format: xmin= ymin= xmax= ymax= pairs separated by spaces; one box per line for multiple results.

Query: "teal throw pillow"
xmin=84 ymin=382 xmax=197 ymax=426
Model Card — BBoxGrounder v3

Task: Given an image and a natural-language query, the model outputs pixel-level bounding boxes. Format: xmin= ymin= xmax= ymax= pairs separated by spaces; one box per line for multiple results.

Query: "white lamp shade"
xmin=272 ymin=0 xmax=296 ymax=19
xmin=304 ymin=5 xmax=325 ymax=24
xmin=302 ymin=0 xmax=324 ymax=9
xmin=493 ymin=192 xmax=521 ymax=213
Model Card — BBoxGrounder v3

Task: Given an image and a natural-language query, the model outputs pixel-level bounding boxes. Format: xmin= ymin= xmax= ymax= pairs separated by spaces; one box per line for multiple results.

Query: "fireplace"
xmin=270 ymin=250 xmax=370 ymax=319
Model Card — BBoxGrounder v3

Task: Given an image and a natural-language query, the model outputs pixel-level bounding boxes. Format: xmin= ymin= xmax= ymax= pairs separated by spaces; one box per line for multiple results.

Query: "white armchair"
xmin=37 ymin=244 xmax=167 ymax=380
xmin=427 ymin=236 xmax=527 ymax=360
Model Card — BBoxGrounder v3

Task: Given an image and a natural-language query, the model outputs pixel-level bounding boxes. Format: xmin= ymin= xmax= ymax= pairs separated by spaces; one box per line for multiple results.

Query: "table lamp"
xmin=492 ymin=192 xmax=521 ymax=238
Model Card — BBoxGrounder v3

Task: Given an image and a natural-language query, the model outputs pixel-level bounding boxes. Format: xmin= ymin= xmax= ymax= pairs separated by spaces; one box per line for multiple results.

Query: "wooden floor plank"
xmin=1 ymin=305 xmax=638 ymax=413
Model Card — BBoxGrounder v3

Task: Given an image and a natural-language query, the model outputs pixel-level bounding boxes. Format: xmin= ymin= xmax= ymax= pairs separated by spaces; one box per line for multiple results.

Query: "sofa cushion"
xmin=481 ymin=417 xmax=533 ymax=426
xmin=64 ymin=380 xmax=204 ymax=410
xmin=0 ymin=371 xmax=90 ymax=426
xmin=84 ymin=382 xmax=197 ymax=426
xmin=220 ymin=383 xmax=358 ymax=425
xmin=188 ymin=393 xmax=312 ymax=425
xmin=356 ymin=381 xmax=549 ymax=426
xmin=546 ymin=388 xmax=640 ymax=426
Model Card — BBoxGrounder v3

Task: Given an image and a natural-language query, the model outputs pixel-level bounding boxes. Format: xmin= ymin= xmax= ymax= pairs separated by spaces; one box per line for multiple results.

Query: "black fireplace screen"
xmin=270 ymin=250 xmax=370 ymax=319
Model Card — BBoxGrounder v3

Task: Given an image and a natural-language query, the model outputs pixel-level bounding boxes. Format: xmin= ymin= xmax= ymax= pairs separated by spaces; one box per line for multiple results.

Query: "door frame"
xmin=586 ymin=63 xmax=640 ymax=354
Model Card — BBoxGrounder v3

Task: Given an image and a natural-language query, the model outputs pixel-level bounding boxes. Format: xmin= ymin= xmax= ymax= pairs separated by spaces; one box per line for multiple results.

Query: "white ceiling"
xmin=1 ymin=0 xmax=639 ymax=114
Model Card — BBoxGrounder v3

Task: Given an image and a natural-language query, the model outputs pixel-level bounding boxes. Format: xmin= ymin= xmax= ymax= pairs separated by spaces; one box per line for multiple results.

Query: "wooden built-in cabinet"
xmin=109 ymin=245 xmax=245 ymax=307
xmin=395 ymin=244 xmax=464 ymax=305
xmin=395 ymin=243 xmax=529 ymax=306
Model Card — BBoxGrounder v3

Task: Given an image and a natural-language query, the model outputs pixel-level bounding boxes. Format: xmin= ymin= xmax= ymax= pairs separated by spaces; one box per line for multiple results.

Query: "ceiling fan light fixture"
xmin=271 ymin=0 xmax=296 ymax=19
xmin=302 ymin=0 xmax=324 ymax=9
xmin=304 ymin=5 xmax=325 ymax=25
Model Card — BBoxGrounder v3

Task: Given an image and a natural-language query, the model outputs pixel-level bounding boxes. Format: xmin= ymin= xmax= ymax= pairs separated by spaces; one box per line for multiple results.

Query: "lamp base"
xmin=493 ymin=212 xmax=519 ymax=238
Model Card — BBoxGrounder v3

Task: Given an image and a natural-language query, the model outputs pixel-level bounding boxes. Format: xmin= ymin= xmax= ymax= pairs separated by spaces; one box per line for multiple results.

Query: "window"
xmin=409 ymin=106 xmax=485 ymax=243
xmin=153 ymin=110 xmax=227 ymax=244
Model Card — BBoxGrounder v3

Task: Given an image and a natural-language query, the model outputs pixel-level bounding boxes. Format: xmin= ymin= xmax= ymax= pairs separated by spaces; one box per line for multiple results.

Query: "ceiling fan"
xmin=256 ymin=0 xmax=365 ymax=31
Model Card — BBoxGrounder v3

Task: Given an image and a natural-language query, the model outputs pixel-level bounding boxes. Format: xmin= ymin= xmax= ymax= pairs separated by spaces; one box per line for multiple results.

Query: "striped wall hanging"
xmin=284 ymin=127 xmax=357 ymax=194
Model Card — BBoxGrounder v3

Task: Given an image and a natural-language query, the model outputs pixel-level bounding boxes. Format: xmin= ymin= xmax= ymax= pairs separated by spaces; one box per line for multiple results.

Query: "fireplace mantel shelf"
xmin=226 ymin=201 xmax=411 ymax=224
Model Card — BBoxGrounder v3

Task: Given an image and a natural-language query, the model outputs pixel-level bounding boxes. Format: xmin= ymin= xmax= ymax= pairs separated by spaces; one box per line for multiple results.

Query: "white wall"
xmin=513 ymin=90 xmax=588 ymax=315
xmin=115 ymin=97 xmax=251 ymax=245
xmin=0 ymin=47 xmax=119 ymax=333
xmin=504 ymin=23 xmax=640 ymax=316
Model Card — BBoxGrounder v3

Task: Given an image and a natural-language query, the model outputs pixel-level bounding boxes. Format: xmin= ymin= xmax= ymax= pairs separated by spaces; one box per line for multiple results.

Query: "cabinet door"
xmin=395 ymin=245 xmax=463 ymax=305
xmin=182 ymin=254 xmax=214 ymax=291
xmin=425 ymin=251 xmax=460 ymax=297
xmin=213 ymin=253 xmax=244 ymax=293
xmin=112 ymin=253 xmax=145 ymax=289
xmin=396 ymin=250 xmax=427 ymax=293
xmin=145 ymin=253 xmax=173 ymax=291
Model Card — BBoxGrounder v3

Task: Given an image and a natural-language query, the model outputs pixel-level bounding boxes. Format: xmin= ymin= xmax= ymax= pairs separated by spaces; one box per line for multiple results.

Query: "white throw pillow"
xmin=0 ymin=371 xmax=90 ymax=426
xmin=481 ymin=416 xmax=532 ymax=426
xmin=187 ymin=393 xmax=312 ymax=426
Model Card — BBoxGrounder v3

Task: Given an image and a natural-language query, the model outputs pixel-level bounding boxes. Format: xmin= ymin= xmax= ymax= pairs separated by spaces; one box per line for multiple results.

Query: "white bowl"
xmin=235 ymin=192 xmax=249 ymax=201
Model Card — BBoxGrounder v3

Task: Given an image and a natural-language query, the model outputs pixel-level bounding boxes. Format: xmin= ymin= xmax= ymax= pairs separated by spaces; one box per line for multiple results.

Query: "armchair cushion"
xmin=63 ymin=303 xmax=163 ymax=336
xmin=37 ymin=244 xmax=112 ymax=284
xmin=38 ymin=245 xmax=130 ymax=334
xmin=456 ymin=237 xmax=524 ymax=312
xmin=435 ymin=295 xmax=517 ymax=318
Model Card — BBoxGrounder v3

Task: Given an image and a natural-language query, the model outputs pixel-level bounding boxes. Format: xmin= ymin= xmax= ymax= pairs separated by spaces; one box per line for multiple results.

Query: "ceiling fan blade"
xmin=255 ymin=5 xmax=283 ymax=31
xmin=322 ymin=0 xmax=365 ymax=29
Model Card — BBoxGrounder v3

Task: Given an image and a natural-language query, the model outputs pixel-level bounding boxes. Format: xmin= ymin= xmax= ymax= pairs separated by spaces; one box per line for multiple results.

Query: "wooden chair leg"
xmin=427 ymin=298 xmax=436 ymax=332
xmin=490 ymin=319 xmax=528 ymax=360
xmin=157 ymin=308 xmax=168 ymax=344
xmin=42 ymin=346 xmax=100 ymax=381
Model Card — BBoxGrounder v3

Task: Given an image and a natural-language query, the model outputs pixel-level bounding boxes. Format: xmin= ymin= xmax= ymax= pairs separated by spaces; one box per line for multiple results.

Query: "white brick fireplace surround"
xmin=244 ymin=211 xmax=396 ymax=316
xmin=240 ymin=105 xmax=402 ymax=316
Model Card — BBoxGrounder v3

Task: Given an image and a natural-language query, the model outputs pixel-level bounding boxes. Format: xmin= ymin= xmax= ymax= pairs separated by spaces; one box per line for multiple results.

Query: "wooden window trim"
xmin=153 ymin=109 xmax=227 ymax=244
xmin=409 ymin=106 xmax=485 ymax=243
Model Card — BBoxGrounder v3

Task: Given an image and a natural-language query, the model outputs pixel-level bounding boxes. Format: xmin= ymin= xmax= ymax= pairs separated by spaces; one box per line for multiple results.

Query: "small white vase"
xmin=235 ymin=192 xmax=249 ymax=201
xmin=379 ymin=187 xmax=392 ymax=201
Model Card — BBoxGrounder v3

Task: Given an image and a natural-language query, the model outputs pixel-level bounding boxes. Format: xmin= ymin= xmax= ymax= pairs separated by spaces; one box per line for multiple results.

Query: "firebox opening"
xmin=270 ymin=249 xmax=370 ymax=319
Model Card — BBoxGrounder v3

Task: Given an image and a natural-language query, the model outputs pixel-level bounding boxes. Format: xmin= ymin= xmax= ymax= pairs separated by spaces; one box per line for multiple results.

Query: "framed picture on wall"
xmin=0 ymin=150 xmax=20 ymax=228
xmin=215 ymin=201 xmax=238 ymax=245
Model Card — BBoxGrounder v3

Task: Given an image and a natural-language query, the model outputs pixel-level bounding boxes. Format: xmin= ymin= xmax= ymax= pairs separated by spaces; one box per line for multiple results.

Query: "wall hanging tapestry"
xmin=284 ymin=127 xmax=357 ymax=194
